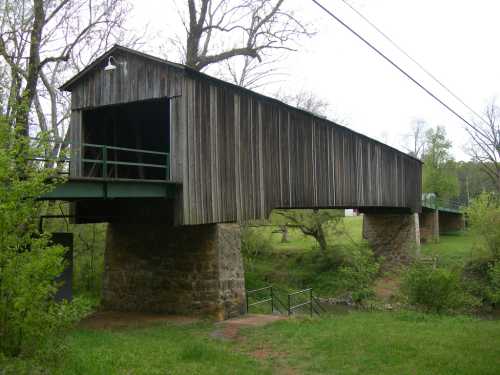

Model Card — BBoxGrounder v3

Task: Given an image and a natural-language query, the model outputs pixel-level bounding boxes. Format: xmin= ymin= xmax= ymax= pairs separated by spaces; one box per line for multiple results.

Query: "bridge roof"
xmin=60 ymin=45 xmax=422 ymax=164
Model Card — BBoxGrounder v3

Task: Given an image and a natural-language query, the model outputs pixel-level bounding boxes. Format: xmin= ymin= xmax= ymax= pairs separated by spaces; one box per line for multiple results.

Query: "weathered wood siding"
xmin=180 ymin=74 xmax=422 ymax=225
xmin=68 ymin=110 xmax=82 ymax=177
xmin=65 ymin=49 xmax=422 ymax=226
xmin=69 ymin=52 xmax=183 ymax=110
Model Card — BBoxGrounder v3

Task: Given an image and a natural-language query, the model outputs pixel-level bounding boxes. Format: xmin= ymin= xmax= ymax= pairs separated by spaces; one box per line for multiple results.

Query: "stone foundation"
xmin=419 ymin=209 xmax=439 ymax=243
xmin=439 ymin=212 xmax=465 ymax=233
xmin=102 ymin=222 xmax=245 ymax=320
xmin=362 ymin=213 xmax=420 ymax=267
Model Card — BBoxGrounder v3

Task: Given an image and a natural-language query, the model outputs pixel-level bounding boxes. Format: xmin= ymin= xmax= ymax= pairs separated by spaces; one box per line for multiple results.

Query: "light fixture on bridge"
xmin=104 ymin=56 xmax=118 ymax=72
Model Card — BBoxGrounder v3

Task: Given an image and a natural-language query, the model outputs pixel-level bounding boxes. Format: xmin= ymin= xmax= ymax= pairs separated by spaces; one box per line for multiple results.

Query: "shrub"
xmin=309 ymin=242 xmax=379 ymax=302
xmin=487 ymin=262 xmax=500 ymax=305
xmin=466 ymin=192 xmax=500 ymax=258
xmin=241 ymin=225 xmax=273 ymax=257
xmin=462 ymin=193 xmax=500 ymax=309
xmin=0 ymin=119 xmax=91 ymax=357
xmin=401 ymin=264 xmax=478 ymax=313
xmin=335 ymin=242 xmax=379 ymax=302
xmin=463 ymin=257 xmax=500 ymax=308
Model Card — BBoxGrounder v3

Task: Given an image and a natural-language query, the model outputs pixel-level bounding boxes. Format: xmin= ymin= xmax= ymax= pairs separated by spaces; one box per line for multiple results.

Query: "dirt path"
xmin=79 ymin=311 xmax=198 ymax=330
xmin=211 ymin=314 xmax=286 ymax=340
xmin=211 ymin=314 xmax=299 ymax=374
xmin=373 ymin=276 xmax=401 ymax=302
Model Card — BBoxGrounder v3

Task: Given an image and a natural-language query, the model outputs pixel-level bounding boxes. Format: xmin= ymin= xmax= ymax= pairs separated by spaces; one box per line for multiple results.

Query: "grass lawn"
xmin=421 ymin=231 xmax=476 ymax=267
xmin=38 ymin=322 xmax=271 ymax=375
xmin=9 ymin=311 xmax=498 ymax=375
xmin=240 ymin=311 xmax=500 ymax=375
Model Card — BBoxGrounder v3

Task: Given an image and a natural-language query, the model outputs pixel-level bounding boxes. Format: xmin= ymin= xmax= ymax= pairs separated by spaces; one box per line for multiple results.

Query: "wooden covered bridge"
xmin=46 ymin=45 xmax=423 ymax=319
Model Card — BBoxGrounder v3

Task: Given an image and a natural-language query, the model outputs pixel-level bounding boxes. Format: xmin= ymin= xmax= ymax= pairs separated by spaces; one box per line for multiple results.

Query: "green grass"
xmin=245 ymin=216 xmax=366 ymax=295
xmin=420 ymin=230 xmax=476 ymax=267
xmin=264 ymin=216 xmax=363 ymax=252
xmin=241 ymin=311 xmax=500 ymax=375
xmin=6 ymin=311 xmax=499 ymax=375
xmin=41 ymin=322 xmax=270 ymax=375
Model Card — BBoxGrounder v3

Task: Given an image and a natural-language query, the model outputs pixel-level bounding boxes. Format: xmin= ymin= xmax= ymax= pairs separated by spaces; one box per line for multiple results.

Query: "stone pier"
xmin=102 ymin=222 xmax=245 ymax=320
xmin=419 ymin=208 xmax=440 ymax=243
xmin=362 ymin=212 xmax=420 ymax=267
xmin=439 ymin=212 xmax=465 ymax=233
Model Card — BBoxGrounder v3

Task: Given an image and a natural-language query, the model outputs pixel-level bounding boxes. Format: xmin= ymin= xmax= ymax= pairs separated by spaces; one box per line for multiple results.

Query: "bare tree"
xmin=402 ymin=118 xmax=427 ymax=159
xmin=218 ymin=54 xmax=285 ymax=90
xmin=171 ymin=0 xmax=312 ymax=71
xmin=275 ymin=89 xmax=330 ymax=117
xmin=466 ymin=100 xmax=500 ymax=192
xmin=0 ymin=0 xmax=135 ymax=157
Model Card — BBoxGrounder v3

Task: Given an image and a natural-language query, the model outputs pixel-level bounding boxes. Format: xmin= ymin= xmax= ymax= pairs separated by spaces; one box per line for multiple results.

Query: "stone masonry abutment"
xmin=362 ymin=212 xmax=420 ymax=267
xmin=102 ymin=222 xmax=246 ymax=320
xmin=439 ymin=212 xmax=465 ymax=233
xmin=419 ymin=209 xmax=440 ymax=243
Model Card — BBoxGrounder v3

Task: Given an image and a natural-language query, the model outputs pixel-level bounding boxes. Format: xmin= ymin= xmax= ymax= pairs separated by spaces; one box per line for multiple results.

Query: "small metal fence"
xmin=246 ymin=286 xmax=274 ymax=314
xmin=81 ymin=142 xmax=170 ymax=179
xmin=246 ymin=285 xmax=325 ymax=317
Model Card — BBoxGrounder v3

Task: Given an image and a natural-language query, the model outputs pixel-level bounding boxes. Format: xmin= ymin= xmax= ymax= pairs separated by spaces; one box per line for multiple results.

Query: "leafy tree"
xmin=466 ymin=192 xmax=500 ymax=259
xmin=0 ymin=116 xmax=88 ymax=357
xmin=273 ymin=209 xmax=344 ymax=254
xmin=422 ymin=126 xmax=459 ymax=203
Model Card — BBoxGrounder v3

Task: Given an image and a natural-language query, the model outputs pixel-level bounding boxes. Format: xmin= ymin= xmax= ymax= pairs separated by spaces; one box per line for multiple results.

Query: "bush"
xmin=461 ymin=193 xmax=500 ymax=309
xmin=462 ymin=257 xmax=500 ymax=308
xmin=241 ymin=225 xmax=273 ymax=257
xmin=401 ymin=264 xmax=478 ymax=313
xmin=0 ymin=120 xmax=92 ymax=358
xmin=487 ymin=262 xmax=500 ymax=305
xmin=308 ymin=242 xmax=379 ymax=302
xmin=334 ymin=242 xmax=379 ymax=302
xmin=466 ymin=192 xmax=500 ymax=258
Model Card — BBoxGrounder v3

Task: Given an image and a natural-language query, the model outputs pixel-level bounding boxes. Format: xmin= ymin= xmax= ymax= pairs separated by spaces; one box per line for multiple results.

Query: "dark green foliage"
xmin=401 ymin=264 xmax=478 ymax=313
xmin=242 ymin=219 xmax=379 ymax=302
xmin=461 ymin=193 xmax=500 ymax=308
xmin=422 ymin=126 xmax=459 ymax=201
xmin=0 ymin=118 xmax=92 ymax=358
xmin=241 ymin=225 xmax=274 ymax=258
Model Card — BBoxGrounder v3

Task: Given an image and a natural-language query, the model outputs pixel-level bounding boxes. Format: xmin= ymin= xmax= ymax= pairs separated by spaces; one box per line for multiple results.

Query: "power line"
xmin=311 ymin=0 xmax=479 ymax=130
xmin=338 ymin=0 xmax=489 ymax=127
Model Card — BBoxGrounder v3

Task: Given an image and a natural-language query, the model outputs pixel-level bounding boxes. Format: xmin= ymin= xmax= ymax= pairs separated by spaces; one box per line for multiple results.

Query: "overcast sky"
xmin=130 ymin=0 xmax=500 ymax=161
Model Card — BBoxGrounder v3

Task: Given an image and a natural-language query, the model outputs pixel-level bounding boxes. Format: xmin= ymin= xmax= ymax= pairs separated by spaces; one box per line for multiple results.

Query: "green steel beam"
xmin=39 ymin=179 xmax=178 ymax=200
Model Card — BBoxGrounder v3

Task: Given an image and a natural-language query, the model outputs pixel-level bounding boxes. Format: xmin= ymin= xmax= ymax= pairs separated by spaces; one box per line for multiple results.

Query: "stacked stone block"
xmin=102 ymin=222 xmax=245 ymax=320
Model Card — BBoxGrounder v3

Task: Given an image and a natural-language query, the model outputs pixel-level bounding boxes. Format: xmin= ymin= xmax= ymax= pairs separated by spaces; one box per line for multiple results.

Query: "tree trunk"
xmin=280 ymin=225 xmax=289 ymax=243
xmin=315 ymin=226 xmax=328 ymax=254
xmin=15 ymin=0 xmax=45 ymax=136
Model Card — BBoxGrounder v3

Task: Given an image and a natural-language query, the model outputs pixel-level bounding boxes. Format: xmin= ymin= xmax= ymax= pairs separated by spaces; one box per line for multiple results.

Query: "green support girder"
xmin=421 ymin=202 xmax=463 ymax=215
xmin=39 ymin=178 xmax=178 ymax=200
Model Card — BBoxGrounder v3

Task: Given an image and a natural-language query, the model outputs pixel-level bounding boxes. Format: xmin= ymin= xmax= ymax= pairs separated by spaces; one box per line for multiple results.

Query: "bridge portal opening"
xmin=82 ymin=97 xmax=170 ymax=180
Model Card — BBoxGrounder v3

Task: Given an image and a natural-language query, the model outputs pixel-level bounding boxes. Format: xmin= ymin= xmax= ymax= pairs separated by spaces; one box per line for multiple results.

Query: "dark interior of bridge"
xmin=82 ymin=98 xmax=170 ymax=180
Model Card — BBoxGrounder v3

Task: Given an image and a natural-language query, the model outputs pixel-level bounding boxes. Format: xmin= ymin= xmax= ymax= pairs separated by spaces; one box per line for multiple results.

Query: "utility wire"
xmin=338 ymin=0 xmax=489 ymax=127
xmin=311 ymin=0 xmax=479 ymax=131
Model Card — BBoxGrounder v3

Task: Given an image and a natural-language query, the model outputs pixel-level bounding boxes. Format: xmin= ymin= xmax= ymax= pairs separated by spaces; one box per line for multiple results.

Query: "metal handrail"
xmin=81 ymin=143 xmax=170 ymax=180
xmin=28 ymin=139 xmax=171 ymax=181
xmin=288 ymin=288 xmax=314 ymax=317
xmin=288 ymin=288 xmax=312 ymax=296
xmin=246 ymin=286 xmax=274 ymax=313
xmin=82 ymin=142 xmax=168 ymax=156
xmin=246 ymin=285 xmax=324 ymax=317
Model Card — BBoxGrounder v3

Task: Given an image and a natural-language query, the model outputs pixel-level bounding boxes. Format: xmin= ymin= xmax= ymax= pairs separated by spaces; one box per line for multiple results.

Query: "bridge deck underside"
xmin=40 ymin=178 xmax=178 ymax=200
